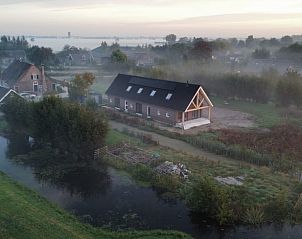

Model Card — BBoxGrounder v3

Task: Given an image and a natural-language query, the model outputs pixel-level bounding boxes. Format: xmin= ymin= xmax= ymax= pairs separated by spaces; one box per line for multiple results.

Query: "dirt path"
xmin=109 ymin=120 xmax=239 ymax=164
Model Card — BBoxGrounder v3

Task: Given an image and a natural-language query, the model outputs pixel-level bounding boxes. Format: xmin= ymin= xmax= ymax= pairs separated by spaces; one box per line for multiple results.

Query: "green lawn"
xmin=0 ymin=171 xmax=189 ymax=239
xmin=212 ymin=96 xmax=301 ymax=128
xmin=105 ymin=130 xmax=141 ymax=146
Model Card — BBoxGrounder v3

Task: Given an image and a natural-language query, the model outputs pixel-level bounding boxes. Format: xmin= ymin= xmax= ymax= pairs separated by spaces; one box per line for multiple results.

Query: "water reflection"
xmin=6 ymin=134 xmax=111 ymax=198
xmin=2 ymin=135 xmax=302 ymax=238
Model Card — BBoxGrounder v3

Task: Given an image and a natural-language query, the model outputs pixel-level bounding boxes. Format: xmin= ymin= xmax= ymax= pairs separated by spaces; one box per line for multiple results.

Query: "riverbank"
xmin=103 ymin=128 xmax=302 ymax=225
xmin=0 ymin=170 xmax=189 ymax=239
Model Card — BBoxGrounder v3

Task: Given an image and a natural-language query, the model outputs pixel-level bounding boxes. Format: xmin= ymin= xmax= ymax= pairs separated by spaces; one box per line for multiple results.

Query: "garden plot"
xmin=107 ymin=144 xmax=158 ymax=165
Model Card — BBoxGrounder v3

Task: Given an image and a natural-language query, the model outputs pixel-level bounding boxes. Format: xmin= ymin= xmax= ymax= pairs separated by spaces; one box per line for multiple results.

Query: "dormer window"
xmin=150 ymin=90 xmax=156 ymax=96
xmin=166 ymin=93 xmax=173 ymax=100
xmin=137 ymin=88 xmax=143 ymax=94
xmin=126 ymin=86 xmax=132 ymax=92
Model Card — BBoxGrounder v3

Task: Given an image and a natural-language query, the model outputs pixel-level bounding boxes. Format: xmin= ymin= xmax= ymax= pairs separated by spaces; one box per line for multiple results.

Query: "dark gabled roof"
xmin=105 ymin=74 xmax=201 ymax=111
xmin=1 ymin=60 xmax=33 ymax=87
xmin=0 ymin=86 xmax=20 ymax=103
xmin=0 ymin=86 xmax=10 ymax=100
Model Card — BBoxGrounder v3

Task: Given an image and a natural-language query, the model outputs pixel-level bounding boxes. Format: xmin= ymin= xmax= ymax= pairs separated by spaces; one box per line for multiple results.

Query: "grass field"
xmin=105 ymin=129 xmax=301 ymax=206
xmin=0 ymin=171 xmax=189 ymax=239
xmin=212 ymin=96 xmax=301 ymax=128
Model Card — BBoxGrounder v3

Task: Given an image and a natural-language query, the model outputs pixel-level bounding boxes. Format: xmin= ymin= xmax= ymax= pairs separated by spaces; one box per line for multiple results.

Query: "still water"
xmin=0 ymin=135 xmax=302 ymax=239
xmin=25 ymin=37 xmax=165 ymax=52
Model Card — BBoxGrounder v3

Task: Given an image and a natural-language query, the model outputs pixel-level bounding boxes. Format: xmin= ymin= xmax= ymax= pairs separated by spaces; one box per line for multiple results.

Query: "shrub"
xmin=243 ymin=206 xmax=265 ymax=225
xmin=182 ymin=176 xmax=236 ymax=225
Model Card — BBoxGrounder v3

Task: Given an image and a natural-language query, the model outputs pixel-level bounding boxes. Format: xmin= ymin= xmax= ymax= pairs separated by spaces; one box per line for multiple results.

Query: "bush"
xmin=265 ymin=190 xmax=292 ymax=222
xmin=243 ymin=206 xmax=265 ymax=225
xmin=182 ymin=176 xmax=236 ymax=225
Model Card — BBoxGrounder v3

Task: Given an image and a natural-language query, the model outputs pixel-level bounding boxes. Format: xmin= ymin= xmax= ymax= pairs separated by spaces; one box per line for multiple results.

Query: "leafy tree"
xmin=69 ymin=72 xmax=95 ymax=102
xmin=110 ymin=42 xmax=120 ymax=50
xmin=189 ymin=39 xmax=212 ymax=61
xmin=182 ymin=176 xmax=236 ymax=225
xmin=281 ymin=35 xmax=294 ymax=46
xmin=0 ymin=35 xmax=28 ymax=50
xmin=100 ymin=41 xmax=108 ymax=48
xmin=252 ymin=48 xmax=270 ymax=59
xmin=2 ymin=96 xmax=108 ymax=161
xmin=32 ymin=97 xmax=108 ymax=160
xmin=276 ymin=69 xmax=302 ymax=107
xmin=111 ymin=49 xmax=127 ymax=63
xmin=1 ymin=95 xmax=32 ymax=133
xmin=165 ymin=34 xmax=177 ymax=45
xmin=237 ymin=40 xmax=245 ymax=48
xmin=245 ymin=35 xmax=255 ymax=48
xmin=26 ymin=46 xmax=55 ymax=66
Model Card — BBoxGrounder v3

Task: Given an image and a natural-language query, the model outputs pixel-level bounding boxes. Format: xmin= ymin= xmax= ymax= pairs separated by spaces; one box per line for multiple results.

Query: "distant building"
xmin=106 ymin=74 xmax=213 ymax=130
xmin=68 ymin=32 xmax=71 ymax=38
xmin=0 ymin=60 xmax=62 ymax=96
xmin=67 ymin=52 xmax=95 ymax=66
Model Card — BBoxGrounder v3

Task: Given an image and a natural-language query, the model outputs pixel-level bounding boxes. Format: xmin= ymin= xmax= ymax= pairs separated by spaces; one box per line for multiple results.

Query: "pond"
xmin=0 ymin=135 xmax=302 ymax=239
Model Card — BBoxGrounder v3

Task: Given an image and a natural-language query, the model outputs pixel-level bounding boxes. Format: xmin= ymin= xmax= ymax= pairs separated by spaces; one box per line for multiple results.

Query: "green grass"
xmin=105 ymin=130 xmax=141 ymax=146
xmin=212 ymin=96 xmax=302 ymax=128
xmin=106 ymin=129 xmax=301 ymax=206
xmin=150 ymin=145 xmax=300 ymax=204
xmin=0 ymin=171 xmax=190 ymax=239
xmin=212 ymin=96 xmax=285 ymax=128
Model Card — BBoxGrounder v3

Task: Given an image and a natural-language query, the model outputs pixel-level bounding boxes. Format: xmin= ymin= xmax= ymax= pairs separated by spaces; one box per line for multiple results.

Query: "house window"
xmin=150 ymin=90 xmax=156 ymax=96
xmin=33 ymin=81 xmax=38 ymax=92
xmin=136 ymin=103 xmax=142 ymax=114
xmin=157 ymin=110 xmax=161 ymax=116
xmin=114 ymin=97 xmax=120 ymax=108
xmin=166 ymin=112 xmax=170 ymax=118
xmin=126 ymin=86 xmax=132 ymax=92
xmin=37 ymin=75 xmax=39 ymax=80
xmin=137 ymin=88 xmax=143 ymax=94
xmin=14 ymin=86 xmax=19 ymax=92
xmin=166 ymin=93 xmax=173 ymax=100
xmin=31 ymin=75 xmax=33 ymax=80
xmin=125 ymin=100 xmax=129 ymax=111
xmin=52 ymin=83 xmax=56 ymax=91
xmin=147 ymin=106 xmax=151 ymax=118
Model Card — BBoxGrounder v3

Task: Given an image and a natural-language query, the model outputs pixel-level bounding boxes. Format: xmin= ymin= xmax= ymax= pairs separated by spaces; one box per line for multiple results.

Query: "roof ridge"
xmin=117 ymin=73 xmax=200 ymax=86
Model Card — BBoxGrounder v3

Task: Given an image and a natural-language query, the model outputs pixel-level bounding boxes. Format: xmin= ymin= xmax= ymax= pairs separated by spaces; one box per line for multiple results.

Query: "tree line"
xmin=1 ymin=96 xmax=108 ymax=161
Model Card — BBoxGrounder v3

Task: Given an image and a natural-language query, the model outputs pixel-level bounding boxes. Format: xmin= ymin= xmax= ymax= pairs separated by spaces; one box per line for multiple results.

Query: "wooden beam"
xmin=186 ymin=105 xmax=210 ymax=113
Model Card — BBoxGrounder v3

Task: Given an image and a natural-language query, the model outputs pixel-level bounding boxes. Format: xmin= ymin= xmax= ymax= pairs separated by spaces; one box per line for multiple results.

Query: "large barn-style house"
xmin=105 ymin=74 xmax=213 ymax=130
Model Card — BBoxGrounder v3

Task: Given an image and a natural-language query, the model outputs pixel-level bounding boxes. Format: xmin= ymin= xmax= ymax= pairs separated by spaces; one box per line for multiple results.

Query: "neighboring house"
xmin=0 ymin=50 xmax=27 ymax=68
xmin=66 ymin=52 xmax=95 ymax=66
xmin=0 ymin=86 xmax=20 ymax=104
xmin=0 ymin=60 xmax=59 ymax=96
xmin=105 ymin=74 xmax=213 ymax=130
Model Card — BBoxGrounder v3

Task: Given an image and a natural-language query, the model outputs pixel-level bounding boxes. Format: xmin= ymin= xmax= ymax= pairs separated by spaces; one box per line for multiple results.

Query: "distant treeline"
xmin=134 ymin=62 xmax=302 ymax=107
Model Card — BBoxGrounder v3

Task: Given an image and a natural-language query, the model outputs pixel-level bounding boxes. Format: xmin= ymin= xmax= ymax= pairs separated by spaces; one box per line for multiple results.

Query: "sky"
xmin=0 ymin=0 xmax=302 ymax=37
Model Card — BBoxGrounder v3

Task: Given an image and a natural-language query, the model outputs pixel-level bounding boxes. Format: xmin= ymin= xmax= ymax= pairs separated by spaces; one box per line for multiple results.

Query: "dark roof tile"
xmin=1 ymin=60 xmax=32 ymax=87
xmin=105 ymin=74 xmax=201 ymax=111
